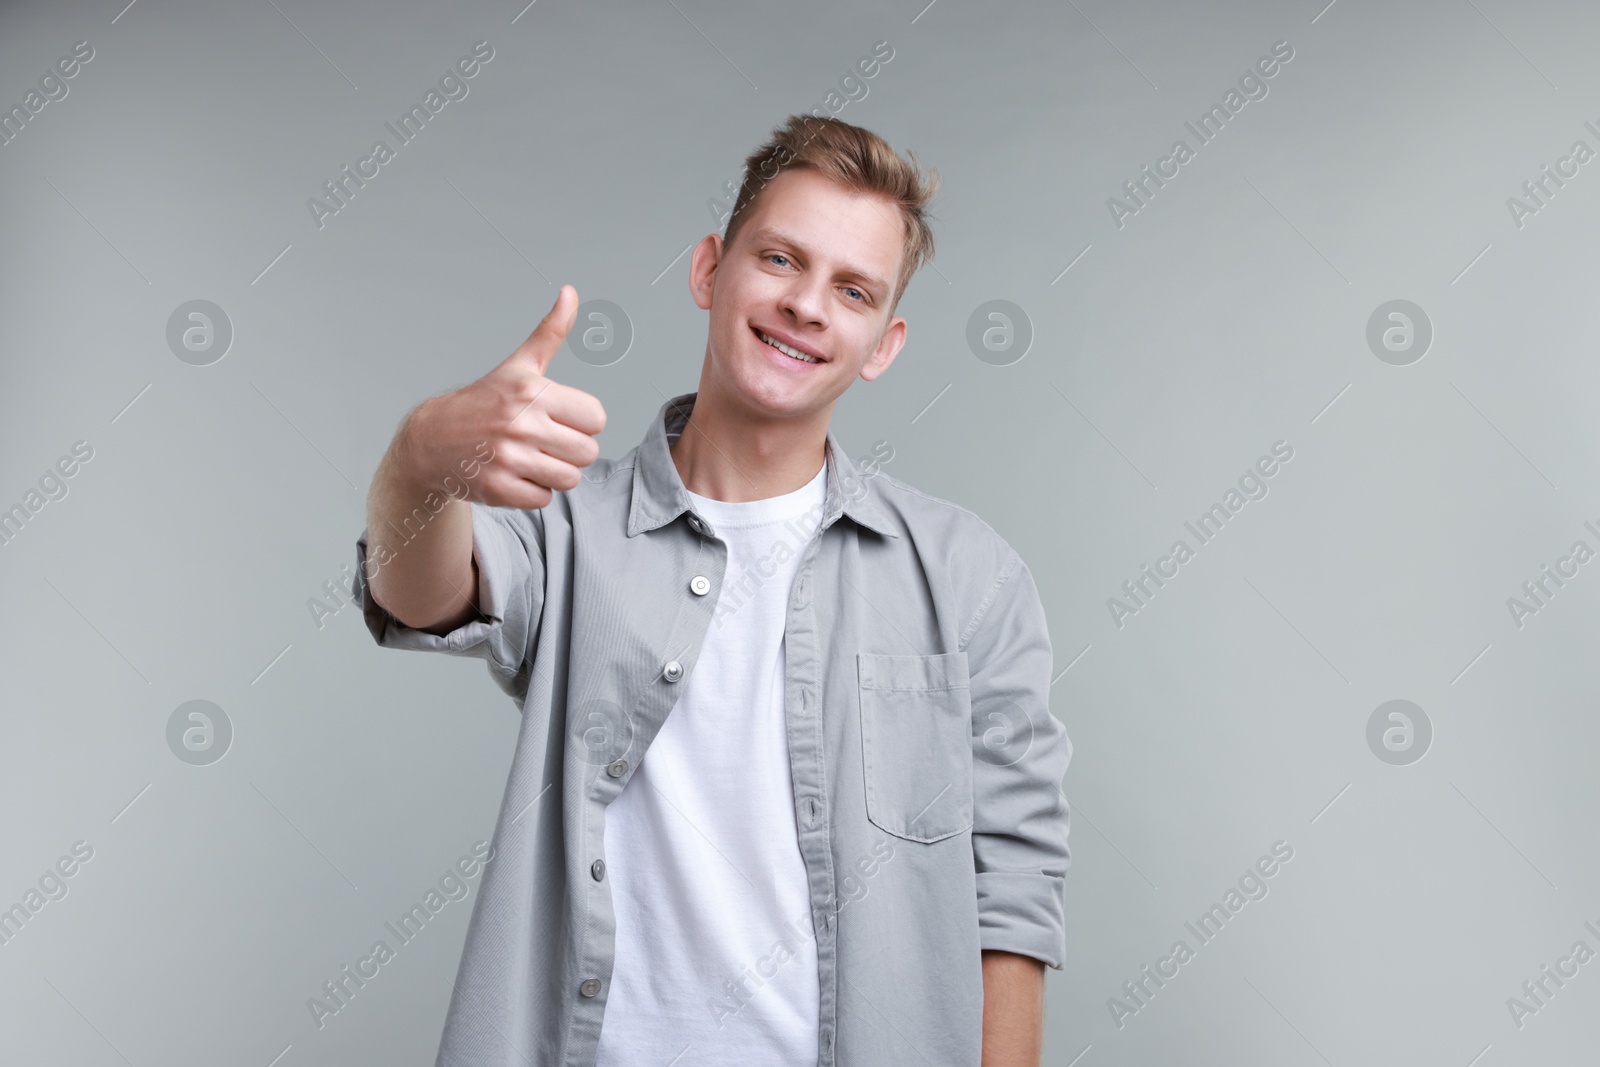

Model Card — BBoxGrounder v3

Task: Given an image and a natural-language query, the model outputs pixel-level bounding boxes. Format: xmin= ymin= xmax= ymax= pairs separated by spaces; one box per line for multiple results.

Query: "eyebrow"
xmin=747 ymin=226 xmax=891 ymax=300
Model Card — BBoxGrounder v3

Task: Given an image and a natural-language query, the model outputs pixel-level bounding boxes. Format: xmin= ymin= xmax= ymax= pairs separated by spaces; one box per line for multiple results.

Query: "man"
xmin=355 ymin=113 xmax=1071 ymax=1067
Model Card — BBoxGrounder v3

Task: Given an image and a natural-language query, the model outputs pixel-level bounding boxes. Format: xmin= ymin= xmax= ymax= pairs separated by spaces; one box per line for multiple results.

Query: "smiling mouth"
xmin=753 ymin=327 xmax=823 ymax=364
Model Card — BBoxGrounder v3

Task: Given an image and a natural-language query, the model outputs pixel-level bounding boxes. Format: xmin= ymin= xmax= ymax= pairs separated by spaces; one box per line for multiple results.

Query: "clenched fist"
xmin=401 ymin=284 xmax=607 ymax=511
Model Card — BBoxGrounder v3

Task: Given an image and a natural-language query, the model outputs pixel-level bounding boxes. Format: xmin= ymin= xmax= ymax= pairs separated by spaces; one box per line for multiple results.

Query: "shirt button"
xmin=663 ymin=660 xmax=684 ymax=682
xmin=690 ymin=575 xmax=711 ymax=596
xmin=607 ymin=759 xmax=628 ymax=777
xmin=579 ymin=978 xmax=602 ymax=997
xmin=591 ymin=859 xmax=606 ymax=880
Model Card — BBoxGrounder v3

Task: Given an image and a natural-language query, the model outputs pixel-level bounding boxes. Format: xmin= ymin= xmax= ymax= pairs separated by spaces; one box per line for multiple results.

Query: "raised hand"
xmin=403 ymin=284 xmax=608 ymax=510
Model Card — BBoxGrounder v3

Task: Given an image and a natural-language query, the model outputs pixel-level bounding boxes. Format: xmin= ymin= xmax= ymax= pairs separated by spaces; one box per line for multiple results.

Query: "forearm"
xmin=365 ymin=402 xmax=478 ymax=634
xmin=981 ymin=949 xmax=1044 ymax=1067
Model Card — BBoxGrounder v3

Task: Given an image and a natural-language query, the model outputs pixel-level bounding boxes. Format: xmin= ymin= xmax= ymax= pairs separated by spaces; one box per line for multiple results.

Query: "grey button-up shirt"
xmin=353 ymin=390 xmax=1072 ymax=1067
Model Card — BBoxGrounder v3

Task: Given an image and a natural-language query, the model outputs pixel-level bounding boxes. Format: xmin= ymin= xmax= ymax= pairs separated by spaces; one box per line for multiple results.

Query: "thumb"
xmin=506 ymin=284 xmax=579 ymax=379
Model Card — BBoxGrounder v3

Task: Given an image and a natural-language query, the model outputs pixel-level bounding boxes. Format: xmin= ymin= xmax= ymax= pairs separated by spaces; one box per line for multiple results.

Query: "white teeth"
xmin=759 ymin=331 xmax=820 ymax=363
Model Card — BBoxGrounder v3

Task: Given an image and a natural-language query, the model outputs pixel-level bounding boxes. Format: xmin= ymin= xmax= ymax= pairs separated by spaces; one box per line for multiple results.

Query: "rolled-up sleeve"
xmin=353 ymin=503 xmax=545 ymax=706
xmin=963 ymin=550 xmax=1072 ymax=970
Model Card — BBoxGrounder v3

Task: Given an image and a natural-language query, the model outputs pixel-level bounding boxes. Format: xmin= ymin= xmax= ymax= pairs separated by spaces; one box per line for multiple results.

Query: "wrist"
xmin=391 ymin=398 xmax=447 ymax=494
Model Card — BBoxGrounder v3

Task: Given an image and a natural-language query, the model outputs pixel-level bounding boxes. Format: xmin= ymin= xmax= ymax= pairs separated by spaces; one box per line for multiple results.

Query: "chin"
xmin=735 ymin=368 xmax=824 ymax=415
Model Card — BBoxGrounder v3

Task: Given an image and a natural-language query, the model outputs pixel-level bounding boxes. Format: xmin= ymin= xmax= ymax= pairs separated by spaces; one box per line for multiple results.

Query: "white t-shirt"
xmin=594 ymin=456 xmax=827 ymax=1067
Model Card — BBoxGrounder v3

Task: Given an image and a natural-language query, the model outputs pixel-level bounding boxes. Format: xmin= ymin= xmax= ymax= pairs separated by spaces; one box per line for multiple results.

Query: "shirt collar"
xmin=627 ymin=391 xmax=899 ymax=540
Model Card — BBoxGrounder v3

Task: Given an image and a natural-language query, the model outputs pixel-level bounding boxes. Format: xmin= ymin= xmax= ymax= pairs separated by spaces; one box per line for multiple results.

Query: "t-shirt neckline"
xmin=683 ymin=458 xmax=827 ymax=526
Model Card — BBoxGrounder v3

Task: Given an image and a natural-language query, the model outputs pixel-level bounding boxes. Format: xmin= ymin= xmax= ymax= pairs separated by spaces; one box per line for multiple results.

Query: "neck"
xmin=670 ymin=385 xmax=830 ymax=503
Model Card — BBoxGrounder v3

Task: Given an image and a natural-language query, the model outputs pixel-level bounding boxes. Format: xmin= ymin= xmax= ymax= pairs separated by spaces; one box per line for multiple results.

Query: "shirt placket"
xmin=569 ymin=518 xmax=726 ymax=1066
xmin=786 ymin=491 xmax=845 ymax=1066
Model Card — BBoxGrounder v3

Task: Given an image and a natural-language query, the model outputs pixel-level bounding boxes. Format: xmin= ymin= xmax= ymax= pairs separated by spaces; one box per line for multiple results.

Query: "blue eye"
xmin=764 ymin=253 xmax=868 ymax=304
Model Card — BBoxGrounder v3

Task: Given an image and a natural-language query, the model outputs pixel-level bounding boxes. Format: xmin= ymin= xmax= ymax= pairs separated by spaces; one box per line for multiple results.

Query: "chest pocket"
xmin=857 ymin=651 xmax=973 ymax=843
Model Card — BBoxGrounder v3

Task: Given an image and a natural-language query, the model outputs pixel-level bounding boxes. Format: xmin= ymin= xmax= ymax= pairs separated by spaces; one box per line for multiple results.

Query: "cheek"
xmin=739 ymin=272 xmax=786 ymax=306
xmin=712 ymin=271 xmax=753 ymax=314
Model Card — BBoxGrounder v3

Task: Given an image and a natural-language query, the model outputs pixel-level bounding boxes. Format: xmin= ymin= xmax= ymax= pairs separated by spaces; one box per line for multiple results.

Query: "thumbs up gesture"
xmin=403 ymin=285 xmax=608 ymax=510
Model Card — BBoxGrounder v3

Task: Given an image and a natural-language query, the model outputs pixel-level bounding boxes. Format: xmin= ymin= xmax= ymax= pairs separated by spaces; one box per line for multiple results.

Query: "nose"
xmin=778 ymin=272 xmax=829 ymax=329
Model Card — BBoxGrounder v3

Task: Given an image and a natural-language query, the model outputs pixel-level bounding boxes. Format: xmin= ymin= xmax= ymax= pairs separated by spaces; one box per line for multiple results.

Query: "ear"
xmin=688 ymin=233 xmax=723 ymax=311
xmin=859 ymin=315 xmax=907 ymax=382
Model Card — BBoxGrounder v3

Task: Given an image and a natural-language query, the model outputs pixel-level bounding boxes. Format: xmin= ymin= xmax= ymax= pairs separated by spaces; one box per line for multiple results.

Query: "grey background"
xmin=2 ymin=0 xmax=1597 ymax=1063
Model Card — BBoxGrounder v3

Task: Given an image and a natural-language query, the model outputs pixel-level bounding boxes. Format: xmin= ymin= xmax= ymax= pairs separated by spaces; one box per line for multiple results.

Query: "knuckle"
xmin=513 ymin=375 xmax=544 ymax=405
xmin=498 ymin=391 xmax=535 ymax=426
xmin=515 ymin=476 xmax=553 ymax=510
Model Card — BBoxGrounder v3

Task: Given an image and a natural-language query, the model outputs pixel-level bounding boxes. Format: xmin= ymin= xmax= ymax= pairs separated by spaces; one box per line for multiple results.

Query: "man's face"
xmin=689 ymin=167 xmax=908 ymax=421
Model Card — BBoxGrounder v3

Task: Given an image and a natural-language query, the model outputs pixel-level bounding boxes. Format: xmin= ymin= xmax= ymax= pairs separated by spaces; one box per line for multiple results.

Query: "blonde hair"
xmin=723 ymin=114 xmax=939 ymax=313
